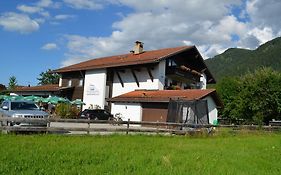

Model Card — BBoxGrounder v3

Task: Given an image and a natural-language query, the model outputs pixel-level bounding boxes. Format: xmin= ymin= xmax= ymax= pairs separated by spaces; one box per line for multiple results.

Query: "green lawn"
xmin=0 ymin=131 xmax=280 ymax=175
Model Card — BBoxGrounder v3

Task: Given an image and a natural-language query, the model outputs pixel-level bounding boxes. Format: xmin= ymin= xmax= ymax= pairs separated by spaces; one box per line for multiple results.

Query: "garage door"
xmin=142 ymin=103 xmax=168 ymax=122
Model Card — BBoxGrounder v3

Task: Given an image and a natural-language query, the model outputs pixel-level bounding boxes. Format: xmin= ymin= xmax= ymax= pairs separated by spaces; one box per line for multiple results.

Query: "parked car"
xmin=0 ymin=100 xmax=49 ymax=126
xmin=79 ymin=109 xmax=113 ymax=120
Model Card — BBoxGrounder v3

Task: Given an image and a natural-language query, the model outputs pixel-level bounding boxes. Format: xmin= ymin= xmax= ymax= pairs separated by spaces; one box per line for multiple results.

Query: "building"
xmin=0 ymin=84 xmax=6 ymax=92
xmin=12 ymin=84 xmax=61 ymax=97
xmin=108 ymin=89 xmax=222 ymax=124
xmin=51 ymin=41 xmax=220 ymax=124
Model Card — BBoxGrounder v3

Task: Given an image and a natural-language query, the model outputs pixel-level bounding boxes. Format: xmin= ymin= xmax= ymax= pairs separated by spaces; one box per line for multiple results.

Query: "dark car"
xmin=79 ymin=109 xmax=113 ymax=120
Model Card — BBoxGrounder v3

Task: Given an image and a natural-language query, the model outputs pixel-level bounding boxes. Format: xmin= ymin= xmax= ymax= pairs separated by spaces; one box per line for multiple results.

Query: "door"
xmin=142 ymin=103 xmax=168 ymax=122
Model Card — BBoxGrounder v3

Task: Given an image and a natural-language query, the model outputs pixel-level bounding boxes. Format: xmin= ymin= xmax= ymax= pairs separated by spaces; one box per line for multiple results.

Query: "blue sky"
xmin=0 ymin=0 xmax=280 ymax=87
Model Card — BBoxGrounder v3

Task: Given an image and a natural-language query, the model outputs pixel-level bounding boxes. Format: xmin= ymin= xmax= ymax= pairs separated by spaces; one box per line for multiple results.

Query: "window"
xmin=1 ymin=102 xmax=9 ymax=109
xmin=11 ymin=102 xmax=38 ymax=110
xmin=79 ymin=79 xmax=83 ymax=87
xmin=67 ymin=80 xmax=72 ymax=87
xmin=168 ymin=59 xmax=177 ymax=67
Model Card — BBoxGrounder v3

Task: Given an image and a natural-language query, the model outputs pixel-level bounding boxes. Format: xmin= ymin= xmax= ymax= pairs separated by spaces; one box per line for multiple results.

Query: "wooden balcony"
xmin=166 ymin=66 xmax=201 ymax=83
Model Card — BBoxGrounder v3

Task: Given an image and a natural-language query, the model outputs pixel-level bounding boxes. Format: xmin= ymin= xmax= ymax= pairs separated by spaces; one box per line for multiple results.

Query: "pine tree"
xmin=8 ymin=76 xmax=17 ymax=90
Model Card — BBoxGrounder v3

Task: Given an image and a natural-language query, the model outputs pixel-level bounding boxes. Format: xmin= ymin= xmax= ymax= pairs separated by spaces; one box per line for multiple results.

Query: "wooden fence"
xmin=0 ymin=116 xmax=281 ymax=135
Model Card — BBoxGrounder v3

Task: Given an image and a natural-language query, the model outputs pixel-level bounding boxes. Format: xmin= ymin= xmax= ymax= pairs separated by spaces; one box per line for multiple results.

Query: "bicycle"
xmin=109 ymin=113 xmax=123 ymax=125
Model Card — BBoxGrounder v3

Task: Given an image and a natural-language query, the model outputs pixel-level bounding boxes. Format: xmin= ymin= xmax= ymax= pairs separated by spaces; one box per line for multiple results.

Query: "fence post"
xmin=0 ymin=113 xmax=3 ymax=127
xmin=156 ymin=120 xmax=159 ymax=134
xmin=46 ymin=118 xmax=50 ymax=134
xmin=87 ymin=118 xmax=90 ymax=135
xmin=126 ymin=119 xmax=130 ymax=135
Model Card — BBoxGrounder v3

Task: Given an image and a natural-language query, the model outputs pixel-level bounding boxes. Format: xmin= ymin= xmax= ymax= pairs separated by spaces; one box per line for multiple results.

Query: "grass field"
xmin=0 ymin=131 xmax=281 ymax=175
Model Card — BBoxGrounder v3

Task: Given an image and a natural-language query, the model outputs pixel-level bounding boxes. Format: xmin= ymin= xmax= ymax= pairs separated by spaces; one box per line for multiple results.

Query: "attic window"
xmin=168 ymin=59 xmax=177 ymax=67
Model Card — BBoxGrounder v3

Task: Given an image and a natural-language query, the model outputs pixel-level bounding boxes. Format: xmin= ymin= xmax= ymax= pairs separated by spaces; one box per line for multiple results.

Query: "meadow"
xmin=0 ymin=131 xmax=280 ymax=175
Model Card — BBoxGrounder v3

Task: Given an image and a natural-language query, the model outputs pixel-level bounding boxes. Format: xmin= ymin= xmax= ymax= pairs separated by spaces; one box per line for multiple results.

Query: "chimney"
xmin=133 ymin=41 xmax=143 ymax=54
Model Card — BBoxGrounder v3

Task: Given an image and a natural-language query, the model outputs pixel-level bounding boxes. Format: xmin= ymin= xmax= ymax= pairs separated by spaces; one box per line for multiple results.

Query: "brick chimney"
xmin=133 ymin=41 xmax=143 ymax=54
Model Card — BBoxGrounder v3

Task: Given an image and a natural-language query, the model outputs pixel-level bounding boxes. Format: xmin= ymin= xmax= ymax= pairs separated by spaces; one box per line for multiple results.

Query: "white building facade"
xmin=55 ymin=43 xmax=220 ymax=124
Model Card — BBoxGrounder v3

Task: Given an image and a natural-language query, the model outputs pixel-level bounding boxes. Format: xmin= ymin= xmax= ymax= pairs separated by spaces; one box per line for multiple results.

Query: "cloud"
xmin=36 ymin=0 xmax=52 ymax=7
xmin=61 ymin=0 xmax=247 ymax=66
xmin=40 ymin=11 xmax=50 ymax=18
xmin=242 ymin=0 xmax=281 ymax=47
xmin=248 ymin=27 xmax=274 ymax=43
xmin=16 ymin=0 xmax=60 ymax=19
xmin=59 ymin=0 xmax=281 ymax=66
xmin=16 ymin=4 xmax=50 ymax=18
xmin=17 ymin=5 xmax=42 ymax=14
xmin=54 ymin=14 xmax=75 ymax=20
xmin=0 ymin=12 xmax=39 ymax=34
xmin=237 ymin=34 xmax=260 ymax=49
xmin=36 ymin=0 xmax=61 ymax=8
xmin=63 ymin=0 xmax=104 ymax=10
xmin=34 ymin=18 xmax=46 ymax=24
xmin=246 ymin=0 xmax=281 ymax=32
xmin=41 ymin=43 xmax=58 ymax=50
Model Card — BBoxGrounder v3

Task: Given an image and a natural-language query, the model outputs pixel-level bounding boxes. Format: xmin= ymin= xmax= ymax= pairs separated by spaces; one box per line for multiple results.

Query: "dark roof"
xmin=0 ymin=84 xmax=6 ymax=91
xmin=13 ymin=84 xmax=60 ymax=92
xmin=108 ymin=89 xmax=223 ymax=107
xmin=54 ymin=46 xmax=193 ymax=73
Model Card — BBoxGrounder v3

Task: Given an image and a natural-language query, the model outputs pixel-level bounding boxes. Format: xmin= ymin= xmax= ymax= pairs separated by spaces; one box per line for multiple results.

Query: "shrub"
xmin=55 ymin=103 xmax=80 ymax=118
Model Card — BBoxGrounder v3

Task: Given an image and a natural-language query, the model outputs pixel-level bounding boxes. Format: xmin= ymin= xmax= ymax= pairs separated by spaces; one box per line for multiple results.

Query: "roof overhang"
xmin=53 ymin=46 xmax=194 ymax=73
xmin=12 ymin=84 xmax=60 ymax=92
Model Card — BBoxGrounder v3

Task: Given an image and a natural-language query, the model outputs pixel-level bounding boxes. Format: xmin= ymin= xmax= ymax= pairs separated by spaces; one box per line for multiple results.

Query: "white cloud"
xmin=248 ymin=27 xmax=274 ymax=44
xmin=228 ymin=0 xmax=281 ymax=49
xmin=41 ymin=43 xmax=58 ymax=50
xmin=39 ymin=11 xmax=50 ymax=18
xmin=14 ymin=0 xmax=65 ymax=28
xmin=63 ymin=0 xmax=104 ymax=10
xmin=17 ymin=5 xmax=42 ymax=13
xmin=54 ymin=14 xmax=75 ymax=20
xmin=60 ymin=0 xmax=281 ymax=66
xmin=17 ymin=0 xmax=61 ymax=19
xmin=34 ymin=18 xmax=46 ymax=24
xmin=237 ymin=34 xmax=260 ymax=49
xmin=198 ymin=44 xmax=226 ymax=59
xmin=36 ymin=0 xmax=61 ymax=8
xmin=17 ymin=0 xmax=60 ymax=15
xmin=246 ymin=0 xmax=281 ymax=32
xmin=62 ymin=0 xmax=247 ymax=65
xmin=243 ymin=0 xmax=281 ymax=46
xmin=0 ymin=12 xmax=39 ymax=34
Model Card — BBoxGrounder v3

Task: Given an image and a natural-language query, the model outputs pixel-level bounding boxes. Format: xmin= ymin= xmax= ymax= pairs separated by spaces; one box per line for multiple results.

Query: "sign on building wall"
xmin=86 ymin=84 xmax=99 ymax=95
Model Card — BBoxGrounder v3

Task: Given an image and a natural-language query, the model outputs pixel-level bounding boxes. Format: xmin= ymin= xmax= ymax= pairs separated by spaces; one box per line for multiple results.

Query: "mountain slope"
xmin=205 ymin=37 xmax=281 ymax=81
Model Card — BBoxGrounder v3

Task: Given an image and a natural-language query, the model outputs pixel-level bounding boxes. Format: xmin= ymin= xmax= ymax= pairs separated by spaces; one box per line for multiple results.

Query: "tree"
xmin=8 ymin=76 xmax=17 ymax=90
xmin=216 ymin=67 xmax=281 ymax=124
xmin=216 ymin=76 xmax=241 ymax=119
xmin=37 ymin=69 xmax=60 ymax=85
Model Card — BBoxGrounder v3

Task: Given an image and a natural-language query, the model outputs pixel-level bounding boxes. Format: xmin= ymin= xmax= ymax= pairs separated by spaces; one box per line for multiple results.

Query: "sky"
xmin=0 ymin=0 xmax=281 ymax=87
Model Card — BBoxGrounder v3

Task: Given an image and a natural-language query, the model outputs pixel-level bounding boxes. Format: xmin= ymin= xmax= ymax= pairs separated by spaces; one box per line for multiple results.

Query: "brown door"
xmin=142 ymin=103 xmax=168 ymax=122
